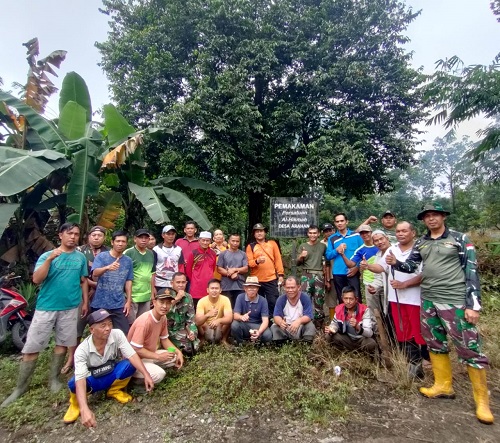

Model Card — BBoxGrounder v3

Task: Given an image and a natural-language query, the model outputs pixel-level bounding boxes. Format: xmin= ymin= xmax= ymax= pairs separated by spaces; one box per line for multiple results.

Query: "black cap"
xmin=382 ymin=210 xmax=396 ymax=218
xmin=155 ymin=288 xmax=176 ymax=300
xmin=134 ymin=228 xmax=150 ymax=237
xmin=89 ymin=226 xmax=106 ymax=234
xmin=322 ymin=223 xmax=334 ymax=231
xmin=88 ymin=309 xmax=113 ymax=326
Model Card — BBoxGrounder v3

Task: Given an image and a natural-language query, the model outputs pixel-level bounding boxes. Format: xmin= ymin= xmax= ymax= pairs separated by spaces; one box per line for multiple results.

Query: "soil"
xmin=1 ymin=371 xmax=499 ymax=443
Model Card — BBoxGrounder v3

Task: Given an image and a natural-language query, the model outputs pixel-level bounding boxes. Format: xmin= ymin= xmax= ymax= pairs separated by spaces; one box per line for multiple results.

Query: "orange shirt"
xmin=246 ymin=240 xmax=284 ymax=283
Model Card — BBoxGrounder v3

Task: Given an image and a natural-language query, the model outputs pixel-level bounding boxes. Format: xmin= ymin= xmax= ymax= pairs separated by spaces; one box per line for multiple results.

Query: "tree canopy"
xmin=97 ymin=0 xmax=425 ymax=236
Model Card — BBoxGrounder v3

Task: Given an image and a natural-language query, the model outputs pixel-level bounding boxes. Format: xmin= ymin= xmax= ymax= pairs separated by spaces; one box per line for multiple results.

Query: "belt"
xmin=304 ymin=270 xmax=323 ymax=275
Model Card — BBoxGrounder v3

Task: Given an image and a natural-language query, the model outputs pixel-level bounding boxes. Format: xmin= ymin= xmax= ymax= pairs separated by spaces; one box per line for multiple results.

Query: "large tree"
xmin=98 ymin=0 xmax=425 ymax=236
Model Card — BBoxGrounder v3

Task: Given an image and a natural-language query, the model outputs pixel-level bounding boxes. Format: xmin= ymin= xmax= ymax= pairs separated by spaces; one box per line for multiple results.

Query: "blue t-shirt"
xmin=35 ymin=250 xmax=88 ymax=311
xmin=90 ymin=252 xmax=134 ymax=310
xmin=349 ymin=244 xmax=378 ymax=265
xmin=234 ymin=293 xmax=269 ymax=324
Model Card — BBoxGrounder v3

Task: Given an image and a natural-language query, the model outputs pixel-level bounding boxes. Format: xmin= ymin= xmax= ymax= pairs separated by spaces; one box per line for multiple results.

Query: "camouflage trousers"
xmin=421 ymin=299 xmax=488 ymax=369
xmin=169 ymin=328 xmax=200 ymax=354
xmin=300 ymin=271 xmax=325 ymax=327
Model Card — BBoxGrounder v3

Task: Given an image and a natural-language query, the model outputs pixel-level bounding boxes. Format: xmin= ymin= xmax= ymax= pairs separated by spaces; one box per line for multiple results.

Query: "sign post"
xmin=270 ymin=197 xmax=318 ymax=276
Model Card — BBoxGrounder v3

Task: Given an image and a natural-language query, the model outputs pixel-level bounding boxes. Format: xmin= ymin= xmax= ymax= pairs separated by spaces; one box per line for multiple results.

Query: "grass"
xmin=1 ymin=274 xmax=500 ymax=433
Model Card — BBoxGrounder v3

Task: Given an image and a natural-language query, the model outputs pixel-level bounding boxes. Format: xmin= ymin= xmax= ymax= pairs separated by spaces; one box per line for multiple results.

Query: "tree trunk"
xmin=246 ymin=190 xmax=265 ymax=244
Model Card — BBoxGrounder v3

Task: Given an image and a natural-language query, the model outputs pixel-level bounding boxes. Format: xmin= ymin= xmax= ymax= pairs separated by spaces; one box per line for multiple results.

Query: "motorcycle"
xmin=0 ymin=270 xmax=32 ymax=351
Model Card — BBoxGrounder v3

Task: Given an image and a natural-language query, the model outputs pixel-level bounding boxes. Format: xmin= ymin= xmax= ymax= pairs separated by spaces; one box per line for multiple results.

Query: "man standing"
xmin=271 ymin=276 xmax=316 ymax=343
xmin=340 ymin=225 xmax=378 ymax=307
xmin=175 ymin=220 xmax=199 ymax=260
xmin=167 ymin=272 xmax=199 ymax=355
xmin=62 ymin=225 xmax=110 ymax=374
xmin=246 ymin=223 xmax=285 ymax=316
xmin=62 ymin=310 xmax=154 ymax=427
xmin=324 ymin=286 xmax=377 ymax=355
xmin=387 ymin=203 xmax=493 ymax=424
xmin=125 ymin=229 xmax=156 ymax=325
xmin=297 ymin=225 xmax=327 ymax=327
xmin=231 ymin=277 xmax=273 ymax=345
xmin=154 ymin=225 xmax=185 ymax=290
xmin=321 ymin=223 xmax=335 ymax=318
xmin=91 ymin=230 xmax=134 ymax=334
xmin=195 ymin=279 xmax=233 ymax=345
xmin=128 ymin=288 xmax=184 ymax=385
xmin=367 ymin=222 xmax=426 ymax=377
xmin=325 ymin=213 xmax=363 ymax=303
xmin=2 ymin=223 xmax=88 ymax=407
xmin=217 ymin=233 xmax=248 ymax=307
xmin=185 ymin=231 xmax=217 ymax=304
xmin=361 ymin=210 xmax=397 ymax=244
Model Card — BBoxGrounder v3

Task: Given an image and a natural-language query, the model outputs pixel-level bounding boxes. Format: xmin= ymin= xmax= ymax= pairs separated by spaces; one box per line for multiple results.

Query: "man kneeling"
xmin=324 ymin=286 xmax=377 ymax=355
xmin=128 ymin=288 xmax=184 ymax=386
xmin=231 ymin=276 xmax=272 ymax=345
xmin=195 ymin=279 xmax=233 ymax=344
xmin=63 ymin=310 xmax=154 ymax=427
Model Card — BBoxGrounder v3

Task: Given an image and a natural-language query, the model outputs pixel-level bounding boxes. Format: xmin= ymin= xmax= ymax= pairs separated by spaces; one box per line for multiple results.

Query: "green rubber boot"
xmin=49 ymin=352 xmax=67 ymax=392
xmin=1 ymin=359 xmax=37 ymax=407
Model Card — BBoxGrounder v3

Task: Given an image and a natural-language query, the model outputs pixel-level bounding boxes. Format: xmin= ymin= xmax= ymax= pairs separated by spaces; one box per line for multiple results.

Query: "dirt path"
xmin=2 ymin=379 xmax=499 ymax=443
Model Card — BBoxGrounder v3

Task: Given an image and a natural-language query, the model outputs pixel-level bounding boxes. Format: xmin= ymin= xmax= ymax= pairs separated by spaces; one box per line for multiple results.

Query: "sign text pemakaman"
xmin=270 ymin=198 xmax=318 ymax=238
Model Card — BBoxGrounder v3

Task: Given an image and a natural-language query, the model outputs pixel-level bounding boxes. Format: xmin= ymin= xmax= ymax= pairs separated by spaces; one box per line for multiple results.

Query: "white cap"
xmin=199 ymin=231 xmax=212 ymax=239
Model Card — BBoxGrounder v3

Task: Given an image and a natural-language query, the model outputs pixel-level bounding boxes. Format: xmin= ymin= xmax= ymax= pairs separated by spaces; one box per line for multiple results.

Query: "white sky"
xmin=0 ymin=0 xmax=498 ymax=149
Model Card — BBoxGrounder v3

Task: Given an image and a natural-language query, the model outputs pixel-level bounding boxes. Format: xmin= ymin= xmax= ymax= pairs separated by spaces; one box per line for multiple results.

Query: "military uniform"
xmin=166 ymin=292 xmax=199 ymax=354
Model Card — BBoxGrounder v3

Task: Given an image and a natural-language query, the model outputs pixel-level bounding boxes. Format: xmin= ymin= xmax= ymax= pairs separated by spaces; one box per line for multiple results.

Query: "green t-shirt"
xmin=35 ymin=250 xmax=88 ymax=311
xmin=299 ymin=241 xmax=326 ymax=272
xmin=124 ymin=246 xmax=155 ymax=302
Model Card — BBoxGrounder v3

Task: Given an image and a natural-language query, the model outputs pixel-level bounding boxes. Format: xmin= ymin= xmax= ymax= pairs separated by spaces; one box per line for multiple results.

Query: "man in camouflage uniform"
xmin=387 ymin=203 xmax=493 ymax=424
xmin=297 ymin=225 xmax=327 ymax=328
xmin=166 ymin=272 xmax=199 ymax=355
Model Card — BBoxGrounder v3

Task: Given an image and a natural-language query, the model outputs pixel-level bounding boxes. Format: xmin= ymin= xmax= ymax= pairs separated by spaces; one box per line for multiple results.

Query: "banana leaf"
xmin=155 ymin=186 xmax=213 ymax=230
xmin=128 ymin=183 xmax=169 ymax=224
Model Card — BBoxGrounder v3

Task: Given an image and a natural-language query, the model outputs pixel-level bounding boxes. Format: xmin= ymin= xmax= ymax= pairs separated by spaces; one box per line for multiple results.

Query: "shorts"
xmin=22 ymin=307 xmax=79 ymax=354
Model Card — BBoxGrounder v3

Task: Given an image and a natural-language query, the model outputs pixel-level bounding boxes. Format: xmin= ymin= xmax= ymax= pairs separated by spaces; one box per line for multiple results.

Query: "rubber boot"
xmin=419 ymin=352 xmax=455 ymax=399
xmin=0 ymin=359 xmax=37 ymax=407
xmin=106 ymin=377 xmax=133 ymax=403
xmin=63 ymin=392 xmax=80 ymax=424
xmin=404 ymin=340 xmax=424 ymax=380
xmin=467 ymin=366 xmax=494 ymax=424
xmin=49 ymin=352 xmax=66 ymax=392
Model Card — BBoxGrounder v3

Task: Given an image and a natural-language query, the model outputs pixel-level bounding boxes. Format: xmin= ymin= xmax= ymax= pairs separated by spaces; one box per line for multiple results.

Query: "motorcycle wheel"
xmin=12 ymin=320 xmax=31 ymax=351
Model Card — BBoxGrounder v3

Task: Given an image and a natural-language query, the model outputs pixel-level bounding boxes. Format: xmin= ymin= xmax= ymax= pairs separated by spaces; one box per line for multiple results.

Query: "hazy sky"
xmin=1 ymin=0 xmax=498 ymax=148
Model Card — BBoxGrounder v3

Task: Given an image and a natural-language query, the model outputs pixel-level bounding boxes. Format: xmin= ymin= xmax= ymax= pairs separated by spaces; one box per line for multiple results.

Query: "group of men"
xmin=0 ymin=202 xmax=494 ymax=426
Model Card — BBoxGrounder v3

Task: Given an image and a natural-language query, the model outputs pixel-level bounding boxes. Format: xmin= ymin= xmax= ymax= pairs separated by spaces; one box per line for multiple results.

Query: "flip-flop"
xmin=60 ymin=365 xmax=73 ymax=375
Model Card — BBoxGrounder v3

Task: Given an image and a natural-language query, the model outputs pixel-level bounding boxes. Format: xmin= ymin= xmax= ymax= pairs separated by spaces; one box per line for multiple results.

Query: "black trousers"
xmin=258 ymin=279 xmax=280 ymax=317
xmin=332 ymin=274 xmax=361 ymax=304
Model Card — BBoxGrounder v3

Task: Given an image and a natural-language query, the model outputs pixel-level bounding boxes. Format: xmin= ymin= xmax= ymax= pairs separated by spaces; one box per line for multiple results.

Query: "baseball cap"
xmin=88 ymin=309 xmax=113 ymax=326
xmin=322 ymin=223 xmax=334 ymax=231
xmin=199 ymin=231 xmax=212 ymax=239
xmin=358 ymin=224 xmax=372 ymax=233
xmin=89 ymin=226 xmax=106 ymax=234
xmin=155 ymin=288 xmax=177 ymax=300
xmin=135 ymin=228 xmax=150 ymax=237
xmin=162 ymin=225 xmax=176 ymax=233
xmin=382 ymin=210 xmax=396 ymax=218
